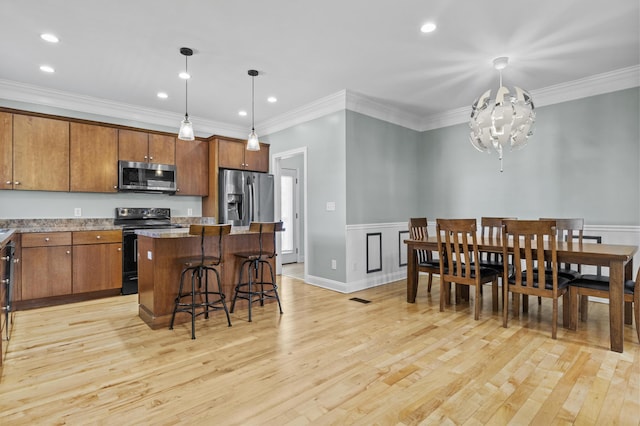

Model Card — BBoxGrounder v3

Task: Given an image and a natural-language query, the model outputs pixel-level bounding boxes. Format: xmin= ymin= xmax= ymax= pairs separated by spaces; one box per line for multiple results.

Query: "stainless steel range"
xmin=115 ymin=207 xmax=183 ymax=295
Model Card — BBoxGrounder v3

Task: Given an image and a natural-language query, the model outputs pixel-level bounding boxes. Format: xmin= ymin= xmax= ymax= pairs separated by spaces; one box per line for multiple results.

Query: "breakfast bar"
xmin=136 ymin=227 xmax=275 ymax=329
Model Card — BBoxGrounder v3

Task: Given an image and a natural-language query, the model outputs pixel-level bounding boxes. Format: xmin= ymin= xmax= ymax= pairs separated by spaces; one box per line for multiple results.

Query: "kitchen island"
xmin=136 ymin=227 xmax=276 ymax=329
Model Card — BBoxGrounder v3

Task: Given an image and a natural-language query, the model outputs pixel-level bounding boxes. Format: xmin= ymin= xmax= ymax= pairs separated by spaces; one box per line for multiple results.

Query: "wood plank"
xmin=0 ymin=276 xmax=638 ymax=423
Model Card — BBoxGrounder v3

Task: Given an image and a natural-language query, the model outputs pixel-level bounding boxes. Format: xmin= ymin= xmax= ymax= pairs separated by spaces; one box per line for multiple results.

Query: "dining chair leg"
xmin=562 ymin=291 xmax=570 ymax=328
xmin=439 ymin=279 xmax=447 ymax=312
xmin=492 ymin=280 xmax=499 ymax=312
xmin=427 ymin=273 xmax=433 ymax=293
xmin=580 ymin=295 xmax=589 ymax=321
xmin=503 ymin=284 xmax=509 ymax=328
xmin=513 ymin=294 xmax=520 ymax=319
xmin=474 ymin=285 xmax=481 ymax=320
xmin=569 ymin=286 xmax=579 ymax=331
xmin=552 ymin=298 xmax=558 ymax=339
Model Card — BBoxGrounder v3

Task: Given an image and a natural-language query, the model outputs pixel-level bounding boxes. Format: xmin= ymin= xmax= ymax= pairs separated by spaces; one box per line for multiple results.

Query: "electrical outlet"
xmin=187 ymin=208 xmax=193 ymax=216
xmin=147 ymin=251 xmax=153 ymax=260
xmin=331 ymin=259 xmax=337 ymax=270
xmin=74 ymin=208 xmax=82 ymax=217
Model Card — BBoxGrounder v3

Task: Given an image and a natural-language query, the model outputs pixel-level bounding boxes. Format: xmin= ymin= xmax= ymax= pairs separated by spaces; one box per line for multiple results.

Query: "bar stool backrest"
xmin=188 ymin=224 xmax=231 ymax=265
xmin=248 ymin=221 xmax=283 ymax=258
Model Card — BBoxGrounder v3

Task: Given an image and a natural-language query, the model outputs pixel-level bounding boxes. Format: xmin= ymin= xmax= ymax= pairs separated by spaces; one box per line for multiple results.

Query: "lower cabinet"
xmin=21 ymin=232 xmax=73 ymax=299
xmin=20 ymin=230 xmax=122 ymax=301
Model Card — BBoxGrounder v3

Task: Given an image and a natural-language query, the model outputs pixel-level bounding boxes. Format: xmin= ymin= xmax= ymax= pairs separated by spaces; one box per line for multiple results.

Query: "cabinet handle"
xmin=44 ymin=237 xmax=50 ymax=242
xmin=1 ymin=279 xmax=8 ymax=284
xmin=149 ymin=156 xmax=153 ymax=161
xmin=144 ymin=155 xmax=148 ymax=160
xmin=113 ymin=185 xmax=117 ymax=189
xmin=117 ymin=247 xmax=122 ymax=252
xmin=0 ymin=255 xmax=8 ymax=261
xmin=176 ymin=188 xmax=180 ymax=192
xmin=96 ymin=235 xmax=101 ymax=239
xmin=5 ymin=181 xmax=11 ymax=185
xmin=13 ymin=258 xmax=19 ymax=264
xmin=14 ymin=181 xmax=20 ymax=185
xmin=66 ymin=250 xmax=71 ymax=254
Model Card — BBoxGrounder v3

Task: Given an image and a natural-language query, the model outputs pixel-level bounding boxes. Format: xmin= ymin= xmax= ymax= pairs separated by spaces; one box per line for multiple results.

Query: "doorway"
xmin=280 ymin=167 xmax=299 ymax=264
xmin=272 ymin=147 xmax=307 ymax=281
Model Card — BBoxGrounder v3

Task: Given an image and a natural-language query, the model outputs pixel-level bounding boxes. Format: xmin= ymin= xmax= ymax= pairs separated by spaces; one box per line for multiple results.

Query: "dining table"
xmin=405 ymin=236 xmax=638 ymax=353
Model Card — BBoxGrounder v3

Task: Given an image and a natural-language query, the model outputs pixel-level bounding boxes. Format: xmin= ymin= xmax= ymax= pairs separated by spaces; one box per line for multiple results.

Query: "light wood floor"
xmin=1 ymin=275 xmax=639 ymax=425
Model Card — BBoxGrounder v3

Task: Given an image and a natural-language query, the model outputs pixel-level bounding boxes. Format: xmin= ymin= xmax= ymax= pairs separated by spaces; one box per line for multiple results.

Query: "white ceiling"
xmin=1 ymin=0 xmax=639 ymax=136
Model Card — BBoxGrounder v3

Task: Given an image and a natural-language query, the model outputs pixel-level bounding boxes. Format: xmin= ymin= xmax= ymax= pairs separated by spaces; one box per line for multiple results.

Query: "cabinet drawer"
xmin=22 ymin=232 xmax=72 ymax=247
xmin=73 ymin=230 xmax=122 ymax=245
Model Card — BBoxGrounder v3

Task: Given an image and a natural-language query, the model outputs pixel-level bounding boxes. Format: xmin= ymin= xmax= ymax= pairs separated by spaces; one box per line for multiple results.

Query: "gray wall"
xmin=346 ymin=111 xmax=423 ymax=224
xmin=419 ymin=88 xmax=640 ymax=225
xmin=263 ymin=111 xmax=347 ymax=281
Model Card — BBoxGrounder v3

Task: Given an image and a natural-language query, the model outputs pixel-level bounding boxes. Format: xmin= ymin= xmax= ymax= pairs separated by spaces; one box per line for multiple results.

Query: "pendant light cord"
xmin=185 ymin=55 xmax=189 ymax=117
xmin=251 ymin=73 xmax=255 ymax=131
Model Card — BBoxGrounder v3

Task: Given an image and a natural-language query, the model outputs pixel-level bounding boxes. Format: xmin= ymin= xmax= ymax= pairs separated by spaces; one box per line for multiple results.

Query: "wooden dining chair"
xmin=539 ymin=218 xmax=585 ymax=280
xmin=408 ymin=218 xmax=440 ymax=293
xmin=501 ymin=219 xmax=571 ymax=339
xmin=436 ymin=218 xmax=499 ymax=320
xmin=570 ymin=267 xmax=639 ymax=343
xmin=479 ymin=217 xmax=516 ymax=308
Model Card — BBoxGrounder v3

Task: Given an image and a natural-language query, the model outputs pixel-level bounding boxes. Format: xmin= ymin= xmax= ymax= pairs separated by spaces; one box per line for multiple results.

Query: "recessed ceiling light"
xmin=267 ymin=96 xmax=277 ymax=103
xmin=39 ymin=65 xmax=55 ymax=73
xmin=179 ymin=71 xmax=190 ymax=79
xmin=420 ymin=22 xmax=437 ymax=33
xmin=157 ymin=92 xmax=168 ymax=99
xmin=238 ymin=110 xmax=247 ymax=116
xmin=40 ymin=33 xmax=59 ymax=43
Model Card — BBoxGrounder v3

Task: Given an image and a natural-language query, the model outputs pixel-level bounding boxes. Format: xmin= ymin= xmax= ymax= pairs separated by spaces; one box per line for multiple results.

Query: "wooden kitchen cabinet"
xmin=70 ymin=122 xmax=118 ymax=192
xmin=175 ymin=138 xmax=208 ymax=196
xmin=118 ymin=129 xmax=175 ymax=164
xmin=72 ymin=230 xmax=122 ymax=294
xmin=0 ymin=112 xmax=12 ymax=190
xmin=21 ymin=232 xmax=72 ymax=300
xmin=217 ymin=137 xmax=269 ymax=172
xmin=13 ymin=114 xmax=70 ymax=191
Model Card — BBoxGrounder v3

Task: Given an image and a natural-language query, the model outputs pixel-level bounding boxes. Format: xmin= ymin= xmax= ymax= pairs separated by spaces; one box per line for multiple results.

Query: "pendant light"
xmin=178 ymin=47 xmax=195 ymax=141
xmin=246 ymin=69 xmax=260 ymax=151
xmin=469 ymin=57 xmax=535 ymax=172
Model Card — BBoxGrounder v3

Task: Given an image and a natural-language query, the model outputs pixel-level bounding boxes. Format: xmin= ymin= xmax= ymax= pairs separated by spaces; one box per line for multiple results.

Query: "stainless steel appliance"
xmin=219 ymin=169 xmax=274 ymax=226
xmin=115 ymin=207 xmax=183 ymax=295
xmin=118 ymin=161 xmax=177 ymax=194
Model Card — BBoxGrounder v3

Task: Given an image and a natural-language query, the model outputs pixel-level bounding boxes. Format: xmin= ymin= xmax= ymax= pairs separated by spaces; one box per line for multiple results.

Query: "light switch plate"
xmin=326 ymin=202 xmax=336 ymax=211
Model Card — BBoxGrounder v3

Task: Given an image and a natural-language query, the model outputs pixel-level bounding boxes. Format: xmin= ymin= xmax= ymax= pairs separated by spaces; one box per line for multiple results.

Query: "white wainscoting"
xmin=344 ymin=222 xmax=640 ymax=294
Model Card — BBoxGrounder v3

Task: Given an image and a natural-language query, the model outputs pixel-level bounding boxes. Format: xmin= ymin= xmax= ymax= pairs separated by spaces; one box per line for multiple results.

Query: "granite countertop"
xmin=0 ymin=229 xmax=17 ymax=247
xmin=136 ymin=226 xmax=250 ymax=238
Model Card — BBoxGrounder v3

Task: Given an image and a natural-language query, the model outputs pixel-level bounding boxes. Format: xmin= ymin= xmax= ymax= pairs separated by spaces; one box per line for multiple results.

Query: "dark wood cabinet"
xmin=0 ymin=112 xmax=12 ymax=190
xmin=12 ymin=115 xmax=70 ymax=191
xmin=72 ymin=230 xmax=122 ymax=293
xmin=21 ymin=232 xmax=73 ymax=299
xmin=175 ymin=138 xmax=208 ymax=196
xmin=70 ymin=123 xmax=118 ymax=192
xmin=217 ymin=137 xmax=269 ymax=172
xmin=119 ymin=129 xmax=175 ymax=164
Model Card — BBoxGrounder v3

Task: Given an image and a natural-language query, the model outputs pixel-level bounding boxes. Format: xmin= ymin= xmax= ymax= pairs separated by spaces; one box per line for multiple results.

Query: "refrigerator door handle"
xmin=248 ymin=179 xmax=255 ymax=222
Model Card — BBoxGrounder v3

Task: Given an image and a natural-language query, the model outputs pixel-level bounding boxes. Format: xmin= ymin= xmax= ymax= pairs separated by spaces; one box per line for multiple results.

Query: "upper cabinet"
xmin=70 ymin=123 xmax=118 ymax=193
xmin=0 ymin=112 xmax=12 ymax=190
xmin=175 ymin=138 xmax=208 ymax=196
xmin=217 ymin=137 xmax=269 ymax=172
xmin=13 ymin=114 xmax=70 ymax=191
xmin=118 ymin=129 xmax=175 ymax=165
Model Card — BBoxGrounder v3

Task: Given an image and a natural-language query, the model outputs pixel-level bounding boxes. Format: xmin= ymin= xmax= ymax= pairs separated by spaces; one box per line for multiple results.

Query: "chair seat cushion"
xmin=508 ymin=272 xmax=571 ymax=290
xmin=445 ymin=265 xmax=498 ymax=280
xmin=179 ymin=255 xmax=221 ymax=267
xmin=418 ymin=260 xmax=441 ymax=268
xmin=532 ymin=266 xmax=581 ymax=280
xmin=480 ymin=262 xmax=514 ymax=276
xmin=570 ymin=277 xmax=635 ymax=294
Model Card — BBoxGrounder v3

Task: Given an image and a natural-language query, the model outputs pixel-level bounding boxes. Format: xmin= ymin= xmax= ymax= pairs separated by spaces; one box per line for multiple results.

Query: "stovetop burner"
xmin=114 ymin=207 xmax=180 ymax=229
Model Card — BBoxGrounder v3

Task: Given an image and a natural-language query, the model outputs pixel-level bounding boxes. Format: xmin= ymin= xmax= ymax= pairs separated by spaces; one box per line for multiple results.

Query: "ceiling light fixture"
xmin=420 ymin=22 xmax=436 ymax=33
xmin=39 ymin=65 xmax=55 ymax=73
xmin=157 ymin=92 xmax=168 ymax=99
xmin=267 ymin=96 xmax=277 ymax=103
xmin=177 ymin=47 xmax=194 ymax=141
xmin=246 ymin=69 xmax=260 ymax=151
xmin=469 ymin=56 xmax=535 ymax=172
xmin=40 ymin=33 xmax=59 ymax=43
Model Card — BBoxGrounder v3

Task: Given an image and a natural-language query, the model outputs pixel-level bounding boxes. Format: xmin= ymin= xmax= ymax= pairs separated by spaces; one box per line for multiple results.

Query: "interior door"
xmin=280 ymin=168 xmax=299 ymax=264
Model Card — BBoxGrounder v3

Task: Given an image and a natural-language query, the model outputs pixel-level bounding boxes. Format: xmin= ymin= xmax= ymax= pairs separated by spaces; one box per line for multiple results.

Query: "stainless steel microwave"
xmin=118 ymin=161 xmax=177 ymax=194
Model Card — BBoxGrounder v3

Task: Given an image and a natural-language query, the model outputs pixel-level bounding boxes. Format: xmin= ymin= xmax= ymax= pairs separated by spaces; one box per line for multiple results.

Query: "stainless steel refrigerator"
xmin=219 ymin=168 xmax=274 ymax=226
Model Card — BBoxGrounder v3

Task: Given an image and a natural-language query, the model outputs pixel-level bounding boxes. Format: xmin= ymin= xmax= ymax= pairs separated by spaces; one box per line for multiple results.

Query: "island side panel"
xmin=137 ymin=232 xmax=276 ymax=329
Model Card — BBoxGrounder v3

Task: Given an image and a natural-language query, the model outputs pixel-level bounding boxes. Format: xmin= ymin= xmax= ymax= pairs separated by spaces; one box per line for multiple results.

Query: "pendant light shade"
xmin=469 ymin=57 xmax=535 ymax=172
xmin=246 ymin=69 xmax=260 ymax=151
xmin=178 ymin=47 xmax=195 ymax=141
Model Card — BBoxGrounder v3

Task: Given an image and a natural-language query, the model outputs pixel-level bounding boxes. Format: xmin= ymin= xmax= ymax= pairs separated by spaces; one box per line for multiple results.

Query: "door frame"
xmin=272 ymin=147 xmax=307 ymax=281
xmin=280 ymin=167 xmax=299 ymax=264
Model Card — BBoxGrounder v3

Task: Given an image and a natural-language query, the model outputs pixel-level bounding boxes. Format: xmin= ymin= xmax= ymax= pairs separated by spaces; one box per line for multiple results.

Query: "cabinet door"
xmin=21 ymin=246 xmax=72 ymax=299
xmin=0 ymin=112 xmax=12 ymax=190
xmin=175 ymin=138 xmax=208 ymax=196
xmin=70 ymin=123 xmax=118 ymax=192
xmin=118 ymin=129 xmax=149 ymax=162
xmin=245 ymin=143 xmax=270 ymax=172
xmin=148 ymin=134 xmax=175 ymax=165
xmin=13 ymin=115 xmax=70 ymax=191
xmin=217 ymin=138 xmax=246 ymax=170
xmin=73 ymin=243 xmax=122 ymax=293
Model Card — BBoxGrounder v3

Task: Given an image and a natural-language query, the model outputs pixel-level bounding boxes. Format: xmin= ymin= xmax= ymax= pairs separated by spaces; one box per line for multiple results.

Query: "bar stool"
xmin=169 ymin=224 xmax=232 ymax=339
xmin=230 ymin=221 xmax=283 ymax=322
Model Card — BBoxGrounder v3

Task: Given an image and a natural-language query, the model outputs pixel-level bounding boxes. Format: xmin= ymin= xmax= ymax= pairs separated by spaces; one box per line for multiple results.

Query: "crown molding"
xmin=1 ymin=65 xmax=638 ymax=138
xmin=0 ymin=79 xmax=247 ymax=139
xmin=259 ymin=90 xmax=347 ymax=135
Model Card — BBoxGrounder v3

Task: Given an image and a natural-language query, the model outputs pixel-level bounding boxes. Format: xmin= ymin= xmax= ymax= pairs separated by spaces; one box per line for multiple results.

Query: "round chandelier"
xmin=469 ymin=57 xmax=535 ymax=172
